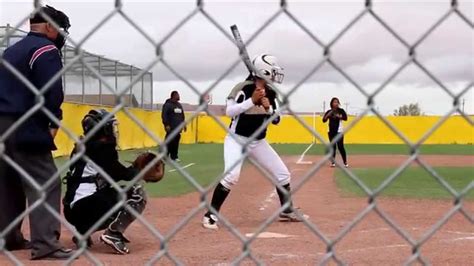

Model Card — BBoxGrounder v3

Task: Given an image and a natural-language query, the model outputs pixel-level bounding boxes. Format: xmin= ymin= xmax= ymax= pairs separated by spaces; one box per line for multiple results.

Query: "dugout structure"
xmin=0 ymin=24 xmax=154 ymax=109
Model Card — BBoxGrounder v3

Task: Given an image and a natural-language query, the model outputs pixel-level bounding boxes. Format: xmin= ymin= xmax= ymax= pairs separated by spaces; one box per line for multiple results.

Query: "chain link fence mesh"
xmin=0 ymin=25 xmax=154 ymax=109
xmin=0 ymin=0 xmax=472 ymax=265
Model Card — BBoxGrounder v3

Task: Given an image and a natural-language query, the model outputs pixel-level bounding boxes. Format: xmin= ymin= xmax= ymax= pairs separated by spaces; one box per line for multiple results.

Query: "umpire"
xmin=0 ymin=6 xmax=73 ymax=260
xmin=161 ymin=91 xmax=186 ymax=162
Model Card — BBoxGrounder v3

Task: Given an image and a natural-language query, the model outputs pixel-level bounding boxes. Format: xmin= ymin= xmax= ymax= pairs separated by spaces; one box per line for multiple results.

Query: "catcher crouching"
xmin=62 ymin=109 xmax=164 ymax=254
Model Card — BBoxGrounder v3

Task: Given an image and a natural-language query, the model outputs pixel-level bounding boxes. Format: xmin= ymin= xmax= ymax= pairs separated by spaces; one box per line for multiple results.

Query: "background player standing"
xmin=322 ymin=97 xmax=349 ymax=167
xmin=161 ymin=91 xmax=186 ymax=162
xmin=202 ymin=54 xmax=307 ymax=230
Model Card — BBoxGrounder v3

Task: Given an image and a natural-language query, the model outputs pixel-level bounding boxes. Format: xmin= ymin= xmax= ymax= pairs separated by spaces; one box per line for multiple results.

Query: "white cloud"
xmin=1 ymin=0 xmax=472 ymax=115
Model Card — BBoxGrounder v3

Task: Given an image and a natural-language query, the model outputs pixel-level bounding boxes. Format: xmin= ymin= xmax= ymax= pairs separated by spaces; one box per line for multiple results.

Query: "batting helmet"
xmin=252 ymin=54 xmax=284 ymax=84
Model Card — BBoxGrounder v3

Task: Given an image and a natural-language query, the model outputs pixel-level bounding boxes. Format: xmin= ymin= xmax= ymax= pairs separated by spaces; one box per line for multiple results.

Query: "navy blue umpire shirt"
xmin=0 ymin=32 xmax=64 ymax=151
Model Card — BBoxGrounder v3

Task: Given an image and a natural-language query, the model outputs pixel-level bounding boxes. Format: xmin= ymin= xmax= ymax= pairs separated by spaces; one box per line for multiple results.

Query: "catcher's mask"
xmin=82 ymin=109 xmax=119 ymax=140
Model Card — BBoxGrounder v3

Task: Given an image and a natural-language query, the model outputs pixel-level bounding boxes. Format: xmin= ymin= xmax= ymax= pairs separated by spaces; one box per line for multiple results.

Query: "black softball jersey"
xmin=226 ymin=80 xmax=280 ymax=140
xmin=323 ymin=108 xmax=347 ymax=133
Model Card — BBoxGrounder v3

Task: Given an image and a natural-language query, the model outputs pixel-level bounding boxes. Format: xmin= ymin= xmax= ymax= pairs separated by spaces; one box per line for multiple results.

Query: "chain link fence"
xmin=0 ymin=0 xmax=472 ymax=265
xmin=0 ymin=25 xmax=154 ymax=109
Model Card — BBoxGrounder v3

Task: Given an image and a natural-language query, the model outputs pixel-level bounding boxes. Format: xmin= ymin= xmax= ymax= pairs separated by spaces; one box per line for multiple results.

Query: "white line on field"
xmin=168 ymin=163 xmax=195 ymax=173
xmin=358 ymin=227 xmax=391 ymax=233
xmin=335 ymin=244 xmax=410 ymax=254
xmin=296 ymin=161 xmax=313 ymax=165
xmin=291 ymin=168 xmax=306 ymax=172
xmin=296 ymin=143 xmax=314 ymax=165
xmin=259 ymin=191 xmax=277 ymax=211
xmin=269 ymin=253 xmax=300 ymax=259
xmin=445 ymin=230 xmax=474 ymax=236
xmin=442 ymin=236 xmax=474 ymax=242
xmin=245 ymin=232 xmax=294 ymax=239
xmin=314 ymin=235 xmax=474 ymax=256
xmin=259 ymin=168 xmax=300 ymax=211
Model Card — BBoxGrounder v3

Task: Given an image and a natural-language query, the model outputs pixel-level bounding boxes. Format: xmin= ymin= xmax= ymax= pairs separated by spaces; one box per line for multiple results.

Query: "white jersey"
xmin=70 ymin=162 xmax=98 ymax=207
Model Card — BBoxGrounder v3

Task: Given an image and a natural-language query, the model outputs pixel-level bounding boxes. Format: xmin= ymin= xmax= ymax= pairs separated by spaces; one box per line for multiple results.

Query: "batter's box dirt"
xmin=1 ymin=155 xmax=472 ymax=265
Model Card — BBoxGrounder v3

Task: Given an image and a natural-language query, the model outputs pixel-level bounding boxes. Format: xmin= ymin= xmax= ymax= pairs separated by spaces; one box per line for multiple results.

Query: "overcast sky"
xmin=1 ymin=0 xmax=472 ymax=115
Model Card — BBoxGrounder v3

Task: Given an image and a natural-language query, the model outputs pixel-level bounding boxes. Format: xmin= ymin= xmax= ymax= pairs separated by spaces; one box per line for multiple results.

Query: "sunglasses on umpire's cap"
xmin=30 ymin=5 xmax=71 ymax=33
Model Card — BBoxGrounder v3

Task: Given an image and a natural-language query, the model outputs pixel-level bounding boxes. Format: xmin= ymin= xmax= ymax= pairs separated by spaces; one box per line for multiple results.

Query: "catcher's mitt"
xmin=133 ymin=152 xmax=164 ymax=183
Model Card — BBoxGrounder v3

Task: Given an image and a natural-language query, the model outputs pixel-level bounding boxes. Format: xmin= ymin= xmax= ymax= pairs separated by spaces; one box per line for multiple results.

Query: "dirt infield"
xmin=1 ymin=155 xmax=473 ymax=265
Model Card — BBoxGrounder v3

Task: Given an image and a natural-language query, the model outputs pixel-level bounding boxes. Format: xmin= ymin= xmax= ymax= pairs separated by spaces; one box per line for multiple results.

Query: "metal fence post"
xmin=141 ymin=75 xmax=144 ymax=109
xmin=98 ymin=56 xmax=102 ymax=105
xmin=81 ymin=60 xmax=85 ymax=103
xmin=130 ymin=65 xmax=133 ymax=107
xmin=150 ymin=73 xmax=154 ymax=110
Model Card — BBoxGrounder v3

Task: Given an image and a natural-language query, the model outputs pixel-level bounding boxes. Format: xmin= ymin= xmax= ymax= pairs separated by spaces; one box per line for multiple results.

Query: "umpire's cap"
xmin=30 ymin=5 xmax=71 ymax=32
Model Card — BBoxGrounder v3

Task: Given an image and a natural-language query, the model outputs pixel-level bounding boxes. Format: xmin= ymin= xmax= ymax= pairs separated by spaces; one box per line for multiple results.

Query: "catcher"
xmin=62 ymin=109 xmax=164 ymax=255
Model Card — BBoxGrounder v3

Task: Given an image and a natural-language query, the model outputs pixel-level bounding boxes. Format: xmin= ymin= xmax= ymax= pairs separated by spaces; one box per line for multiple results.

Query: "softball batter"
xmin=202 ymin=54 xmax=307 ymax=230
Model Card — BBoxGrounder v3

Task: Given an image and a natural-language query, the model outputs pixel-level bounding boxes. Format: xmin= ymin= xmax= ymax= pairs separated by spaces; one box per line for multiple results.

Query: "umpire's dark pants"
xmin=0 ymin=116 xmax=61 ymax=259
xmin=165 ymin=131 xmax=181 ymax=160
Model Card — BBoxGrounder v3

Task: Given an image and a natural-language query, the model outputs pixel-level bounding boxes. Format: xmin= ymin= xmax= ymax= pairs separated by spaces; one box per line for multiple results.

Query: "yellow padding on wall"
xmin=53 ymin=103 xmax=473 ymax=157
xmin=53 ymin=103 xmax=196 ymax=157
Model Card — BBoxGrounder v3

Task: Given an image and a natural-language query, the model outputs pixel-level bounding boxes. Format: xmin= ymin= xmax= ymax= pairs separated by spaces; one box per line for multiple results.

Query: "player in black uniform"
xmin=323 ymin=97 xmax=349 ymax=167
xmin=202 ymin=54 xmax=308 ymax=230
xmin=63 ymin=109 xmax=147 ymax=254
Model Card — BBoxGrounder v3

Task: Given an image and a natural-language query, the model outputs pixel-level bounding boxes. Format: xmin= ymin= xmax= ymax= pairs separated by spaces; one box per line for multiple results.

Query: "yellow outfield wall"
xmin=53 ymin=103 xmax=197 ymax=157
xmin=195 ymin=115 xmax=474 ymax=144
xmin=53 ymin=103 xmax=473 ymax=157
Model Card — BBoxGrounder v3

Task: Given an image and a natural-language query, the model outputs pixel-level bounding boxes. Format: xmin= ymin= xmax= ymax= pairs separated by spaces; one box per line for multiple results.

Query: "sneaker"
xmin=344 ymin=163 xmax=349 ymax=168
xmin=173 ymin=158 xmax=181 ymax=163
xmin=279 ymin=209 xmax=309 ymax=222
xmin=31 ymin=248 xmax=75 ymax=260
xmin=202 ymin=214 xmax=219 ymax=230
xmin=99 ymin=231 xmax=130 ymax=255
xmin=330 ymin=162 xmax=336 ymax=168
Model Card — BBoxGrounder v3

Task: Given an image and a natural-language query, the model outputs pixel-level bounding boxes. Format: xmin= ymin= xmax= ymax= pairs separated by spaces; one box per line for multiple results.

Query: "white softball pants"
xmin=220 ymin=134 xmax=291 ymax=189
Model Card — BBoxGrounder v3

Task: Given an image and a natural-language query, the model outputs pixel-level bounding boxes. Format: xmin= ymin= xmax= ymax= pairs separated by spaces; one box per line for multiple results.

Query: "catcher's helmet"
xmin=252 ymin=54 xmax=284 ymax=84
xmin=81 ymin=109 xmax=118 ymax=139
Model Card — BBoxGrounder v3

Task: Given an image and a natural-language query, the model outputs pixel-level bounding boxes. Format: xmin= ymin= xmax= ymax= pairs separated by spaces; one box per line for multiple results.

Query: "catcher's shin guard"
xmin=108 ymin=185 xmax=147 ymax=233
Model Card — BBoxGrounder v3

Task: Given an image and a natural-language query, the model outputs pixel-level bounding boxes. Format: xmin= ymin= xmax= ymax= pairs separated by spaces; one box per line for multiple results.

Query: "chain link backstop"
xmin=0 ymin=0 xmax=472 ymax=265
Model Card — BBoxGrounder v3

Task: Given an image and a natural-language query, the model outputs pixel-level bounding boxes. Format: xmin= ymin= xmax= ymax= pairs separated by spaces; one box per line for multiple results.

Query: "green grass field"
xmin=55 ymin=144 xmax=224 ymax=197
xmin=55 ymin=144 xmax=473 ymax=198
xmin=272 ymin=143 xmax=474 ymax=155
xmin=335 ymin=167 xmax=474 ymax=200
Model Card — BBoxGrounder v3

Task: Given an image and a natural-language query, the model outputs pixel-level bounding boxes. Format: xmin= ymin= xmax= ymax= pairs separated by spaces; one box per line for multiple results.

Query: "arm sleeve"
xmin=226 ymin=96 xmax=254 ymax=117
xmin=180 ymin=104 xmax=185 ymax=123
xmin=341 ymin=109 xmax=348 ymax=121
xmin=31 ymin=49 xmax=64 ymax=128
xmin=161 ymin=103 xmax=169 ymax=126
xmin=322 ymin=110 xmax=330 ymax=123
xmin=271 ymin=111 xmax=281 ymax=125
xmin=101 ymin=146 xmax=139 ymax=181
xmin=270 ymin=92 xmax=280 ymax=125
